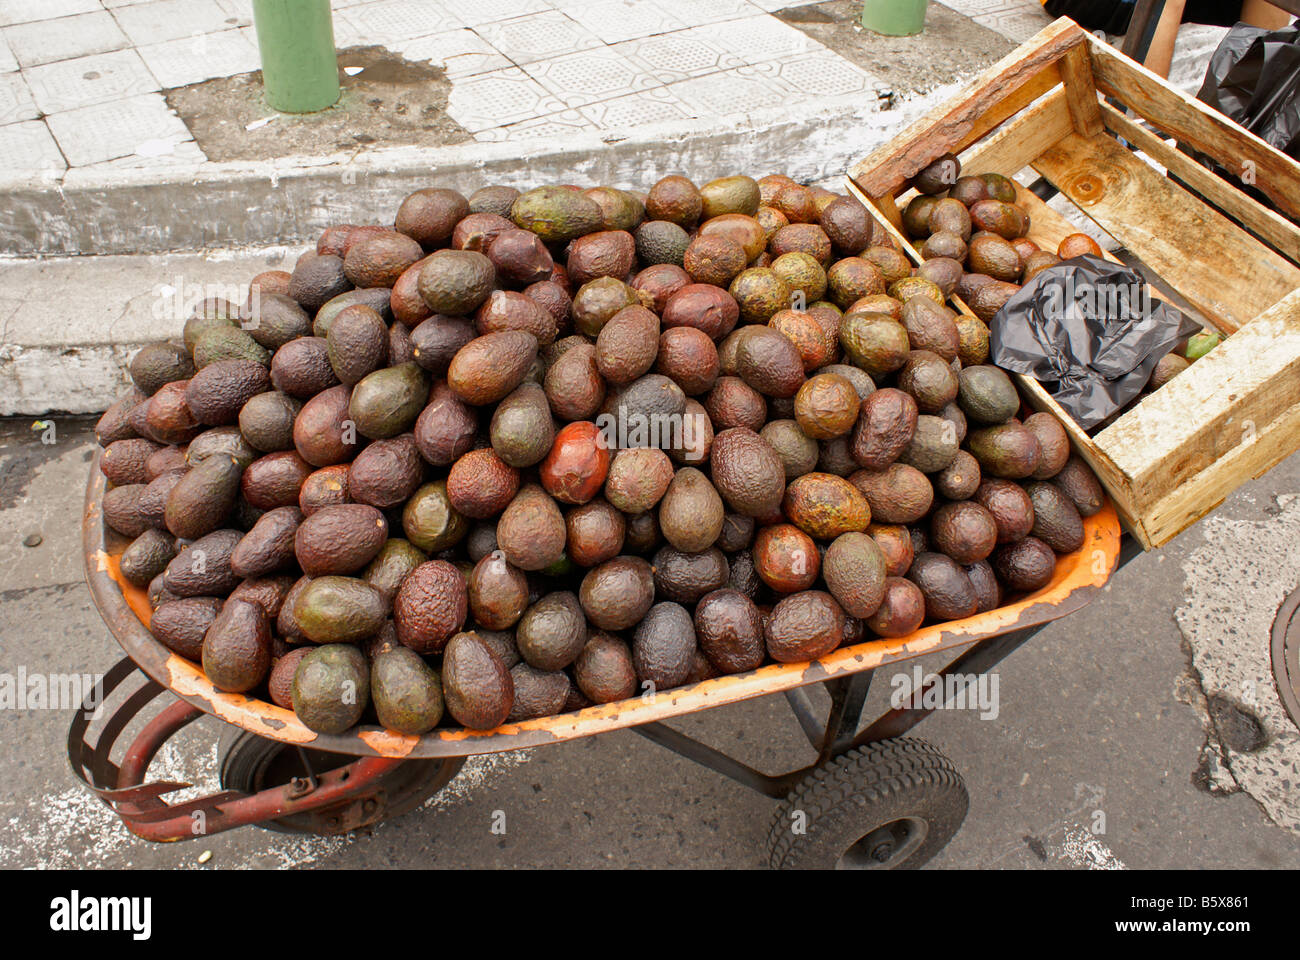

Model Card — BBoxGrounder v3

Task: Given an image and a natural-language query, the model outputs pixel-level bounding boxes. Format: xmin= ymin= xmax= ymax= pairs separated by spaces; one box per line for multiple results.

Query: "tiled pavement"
xmin=0 ymin=0 xmax=1032 ymax=180
xmin=939 ymin=0 xmax=1051 ymax=42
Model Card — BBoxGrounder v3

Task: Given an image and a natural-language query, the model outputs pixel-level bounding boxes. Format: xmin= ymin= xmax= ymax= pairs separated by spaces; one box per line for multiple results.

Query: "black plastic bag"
xmin=988 ymin=256 xmax=1200 ymax=431
xmin=1195 ymin=23 xmax=1300 ymax=159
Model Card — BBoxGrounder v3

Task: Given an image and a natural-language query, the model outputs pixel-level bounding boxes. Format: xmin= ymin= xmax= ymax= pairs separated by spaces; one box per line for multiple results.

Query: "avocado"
xmin=760 ymin=419 xmax=819 ymax=479
xmin=199 ymin=598 xmax=272 ymax=693
xmin=897 ymin=352 xmax=957 ymax=417
xmin=192 ymin=325 xmax=271 ymax=370
xmin=783 ymin=472 xmax=871 ymax=539
xmin=402 ymin=480 xmax=469 ymax=553
xmin=441 ymin=631 xmax=514 ymax=730
xmin=914 ymin=152 xmax=960 ymax=195
xmin=362 ymin=538 xmax=426 ymax=606
xmin=849 ymin=463 xmax=933 ymax=524
xmin=231 ymin=505 xmax=302 ymax=579
xmin=651 ymin=545 xmax=729 ymax=604
xmin=243 ymin=292 xmax=311 ymax=350
xmin=930 ymin=500 xmax=998 ymax=565
xmin=506 ymin=663 xmax=571 ymax=722
xmin=396 ymin=187 xmax=469 ymax=247
xmin=992 ymin=536 xmax=1056 ymax=591
xmin=974 ymin=477 xmax=1036 ymax=543
xmin=645 ymin=176 xmax=703 ymax=229
xmin=573 ymin=277 xmax=644 ymax=337
xmin=898 ymin=414 xmax=960 ymax=474
xmin=348 ymin=434 xmax=425 ymax=510
xmin=632 ymin=602 xmax=696 ymax=690
xmin=604 ymin=447 xmax=674 ymax=514
xmin=413 ymin=382 xmax=477 ymax=468
xmin=267 ymin=648 xmax=310 ymax=710
xmin=269 ymin=336 xmax=339 ymax=400
xmin=240 ymin=451 xmax=314 ymax=510
xmin=294 ymin=503 xmax=387 ymax=576
xmin=970 ymin=200 xmax=1029 ymax=240
xmin=700 ymin=175 xmax=761 ymax=219
xmin=130 ymin=341 xmax=195 ymax=395
xmin=486 ymin=382 xmax=554 ymax=469
xmin=515 ymin=591 xmax=587 ymax=671
xmin=957 ymin=365 xmax=1020 ymax=424
xmin=907 ymin=552 xmax=978 ymax=621
xmin=586 ymin=186 xmax=645 ymax=232
xmin=292 ymin=384 xmax=356 ymax=467
xmin=228 ymin=574 xmax=296 ymax=620
xmin=764 ymin=591 xmax=845 ymax=662
xmin=291 ymin=575 xmax=386 ymax=645
xmin=1025 ymin=481 xmax=1085 ymax=553
xmin=100 ymin=437 xmax=160 ymax=487
xmin=839 ymin=312 xmax=910 ymax=380
xmin=578 ymin=556 xmax=655 ymax=630
xmin=596 ymin=305 xmax=660 ymax=385
xmin=543 ymin=342 xmax=605 ymax=422
xmin=313 ymin=288 xmax=393 ymax=338
xmin=850 ymin=387 xmax=917 ymax=470
xmin=237 ymin=390 xmax=300 ymax=453
xmin=392 ymin=559 xmax=468 ymax=654
xmin=565 ymin=499 xmax=625 ymax=567
xmin=734 ymin=326 xmax=804 ymax=399
xmin=710 ymin=427 xmax=785 ymax=518
xmin=791 ymin=373 xmax=858 ymax=441
xmin=150 ymin=596 xmax=222 ymax=661
xmin=635 ymin=219 xmax=691 ymax=267
xmin=511 ymin=186 xmax=604 ymax=242
xmin=574 ymin=632 xmax=638 ymax=702
xmin=291 ymin=644 xmax=370 ymax=734
xmin=866 ymin=577 xmax=926 ymax=637
xmin=139 ymin=381 xmax=202 ymax=445
xmin=611 ymin=373 xmax=689 ymax=449
xmin=1052 ymin=456 xmax=1104 ymax=517
xmin=467 ymin=550 xmax=529 ymax=630
xmin=729 ymin=268 xmax=792 ymax=325
xmin=568 ymin=230 xmax=637 ymax=287
xmin=691 ymin=589 xmax=764 ymax=674
xmin=753 ymin=523 xmax=820 ymax=592
xmin=967 ymin=422 xmax=1041 ymax=479
xmin=448 ymin=331 xmax=538 ymax=406
xmin=164 ymin=455 xmax=241 ymax=540
xmin=288 ymin=252 xmax=352 ymax=313
xmin=821 ymin=531 xmax=887 ymax=618
xmin=326 ymin=304 xmax=388 ymax=385
xmin=657 ymin=467 xmax=725 ymax=553
xmin=469 ymin=185 xmax=521 ymax=219
xmin=495 ymin=484 xmax=566 ymax=572
xmin=935 ymin=449 xmax=982 ymax=501
xmin=119 ymin=528 xmax=178 ymax=588
xmin=348 ymin=363 xmax=429 ymax=440
xmin=183 ymin=359 xmax=270 ymax=427
xmin=370 ymin=646 xmax=443 ymax=735
xmin=1023 ymin=412 xmax=1070 ymax=479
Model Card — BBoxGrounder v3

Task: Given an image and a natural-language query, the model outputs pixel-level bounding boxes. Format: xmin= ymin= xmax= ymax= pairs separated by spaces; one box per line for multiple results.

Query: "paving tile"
xmin=667 ymin=64 xmax=791 ymax=117
xmin=474 ymin=108 xmax=600 ymax=142
xmin=973 ymin=9 xmax=1051 ymax=42
xmin=445 ymin=66 xmax=566 ymax=133
xmin=0 ymin=71 xmax=36 ymax=124
xmin=24 ymin=49 xmax=160 ymax=114
xmin=45 ymin=92 xmax=191 ymax=166
xmin=652 ymin=0 xmax=761 ymax=25
xmin=474 ymin=10 xmax=603 ymax=67
xmin=338 ymin=0 xmax=464 ymax=46
xmin=392 ymin=28 xmax=511 ymax=79
xmin=0 ymin=33 xmax=16 ymax=72
xmin=215 ymin=0 xmax=255 ymax=23
xmin=137 ymin=26 xmax=259 ymax=88
xmin=3 ymin=12 xmax=130 ymax=68
xmin=745 ymin=0 xmax=830 ymax=10
xmin=111 ymin=0 xmax=243 ymax=46
xmin=0 ymin=0 xmax=101 ymax=28
xmin=0 ymin=119 xmax=67 ymax=175
xmin=552 ymin=0 xmax=687 ymax=44
xmin=522 ymin=47 xmax=661 ymax=109
xmin=438 ymin=0 xmax=551 ymax=29
xmin=578 ymin=84 xmax=695 ymax=129
xmin=80 ymin=137 xmax=206 ymax=170
xmin=749 ymin=49 xmax=879 ymax=99
xmin=613 ymin=27 xmax=744 ymax=84
xmin=684 ymin=14 xmax=820 ymax=65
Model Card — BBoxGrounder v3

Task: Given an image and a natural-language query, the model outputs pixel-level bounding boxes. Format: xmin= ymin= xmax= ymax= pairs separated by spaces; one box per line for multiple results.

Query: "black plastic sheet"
xmin=1196 ymin=23 xmax=1300 ymax=159
xmin=988 ymin=256 xmax=1200 ymax=431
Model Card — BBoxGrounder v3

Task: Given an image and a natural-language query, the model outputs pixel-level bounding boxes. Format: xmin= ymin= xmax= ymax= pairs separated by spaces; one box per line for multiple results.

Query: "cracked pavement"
xmin=1 ymin=416 xmax=1298 ymax=869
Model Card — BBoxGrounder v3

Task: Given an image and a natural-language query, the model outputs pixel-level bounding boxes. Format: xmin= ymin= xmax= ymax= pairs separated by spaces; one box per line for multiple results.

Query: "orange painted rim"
xmin=83 ymin=458 xmax=1121 ymax=758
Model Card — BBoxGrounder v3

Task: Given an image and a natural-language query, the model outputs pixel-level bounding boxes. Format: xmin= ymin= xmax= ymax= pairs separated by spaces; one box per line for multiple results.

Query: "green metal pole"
xmin=861 ymin=0 xmax=928 ymax=36
xmin=252 ymin=0 xmax=341 ymax=113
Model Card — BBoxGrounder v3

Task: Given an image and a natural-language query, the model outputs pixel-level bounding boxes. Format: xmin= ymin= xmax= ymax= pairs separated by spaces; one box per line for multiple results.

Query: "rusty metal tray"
xmin=84 ymin=454 xmax=1122 ymax=759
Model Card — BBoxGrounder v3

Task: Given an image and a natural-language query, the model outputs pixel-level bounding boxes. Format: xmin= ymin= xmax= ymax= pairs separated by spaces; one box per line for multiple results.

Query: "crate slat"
xmin=1085 ymin=33 xmax=1300 ymax=223
xmin=1032 ymin=130 xmax=1300 ymax=333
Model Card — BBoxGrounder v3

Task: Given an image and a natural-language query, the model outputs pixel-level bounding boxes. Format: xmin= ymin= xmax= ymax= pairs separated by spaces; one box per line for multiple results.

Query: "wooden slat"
xmin=1097 ymin=288 xmax=1300 ymax=507
xmin=1058 ymin=44 xmax=1104 ymax=138
xmin=957 ymin=87 xmax=1075 ymax=180
xmin=1033 ymin=131 xmax=1300 ymax=333
xmin=1140 ymin=398 xmax=1300 ymax=546
xmin=1085 ymin=32 xmax=1300 ymax=223
xmin=849 ymin=17 xmax=1085 ymax=200
xmin=1099 ymin=102 xmax=1300 ymax=265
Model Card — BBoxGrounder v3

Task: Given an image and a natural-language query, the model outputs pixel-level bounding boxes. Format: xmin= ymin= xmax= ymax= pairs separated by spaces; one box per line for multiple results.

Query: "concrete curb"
xmin=0 ymin=84 xmax=961 ymax=259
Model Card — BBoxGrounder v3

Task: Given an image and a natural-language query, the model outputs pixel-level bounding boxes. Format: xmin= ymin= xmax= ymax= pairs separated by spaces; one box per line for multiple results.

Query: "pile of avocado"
xmin=95 ymin=169 xmax=1109 ymax=738
xmin=901 ymin=153 xmax=1221 ymax=393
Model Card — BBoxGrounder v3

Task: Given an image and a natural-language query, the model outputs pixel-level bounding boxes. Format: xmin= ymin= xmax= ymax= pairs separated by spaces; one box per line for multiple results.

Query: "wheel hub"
xmin=838 ymin=816 xmax=930 ymax=870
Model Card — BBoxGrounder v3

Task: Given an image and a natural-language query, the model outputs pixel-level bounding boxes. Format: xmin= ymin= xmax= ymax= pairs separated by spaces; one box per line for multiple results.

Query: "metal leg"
xmin=782 ymin=687 xmax=826 ymax=750
xmin=629 ymin=722 xmax=811 ymax=799
xmin=818 ymin=672 xmax=874 ymax=761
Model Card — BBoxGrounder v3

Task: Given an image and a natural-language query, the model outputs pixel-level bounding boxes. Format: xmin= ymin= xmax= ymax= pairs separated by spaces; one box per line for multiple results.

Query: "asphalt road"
xmin=1 ymin=416 xmax=1297 ymax=869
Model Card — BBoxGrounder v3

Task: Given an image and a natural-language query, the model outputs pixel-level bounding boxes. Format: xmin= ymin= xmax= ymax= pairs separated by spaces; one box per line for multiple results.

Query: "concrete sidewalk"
xmin=0 ymin=0 xmax=1050 ymax=178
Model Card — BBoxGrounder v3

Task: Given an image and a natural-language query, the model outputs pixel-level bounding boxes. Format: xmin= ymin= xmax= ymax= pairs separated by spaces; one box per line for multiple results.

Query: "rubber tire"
xmin=217 ymin=728 xmax=463 ymax=835
xmin=767 ymin=737 xmax=968 ymax=870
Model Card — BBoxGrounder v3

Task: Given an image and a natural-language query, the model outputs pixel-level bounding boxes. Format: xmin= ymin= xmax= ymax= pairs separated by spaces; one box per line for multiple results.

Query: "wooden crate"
xmin=846 ymin=17 xmax=1300 ymax=549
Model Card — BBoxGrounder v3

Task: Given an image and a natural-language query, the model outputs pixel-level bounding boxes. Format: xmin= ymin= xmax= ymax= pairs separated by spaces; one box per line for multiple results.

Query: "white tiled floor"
xmin=0 ymin=0 xmax=965 ymax=176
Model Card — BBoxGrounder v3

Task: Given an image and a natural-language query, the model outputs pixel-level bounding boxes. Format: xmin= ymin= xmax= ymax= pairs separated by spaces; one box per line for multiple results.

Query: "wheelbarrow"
xmin=70 ymin=457 xmax=1127 ymax=868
